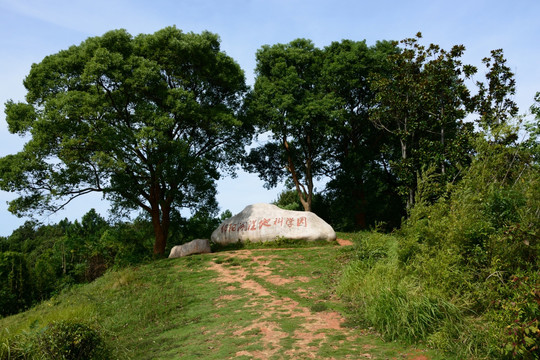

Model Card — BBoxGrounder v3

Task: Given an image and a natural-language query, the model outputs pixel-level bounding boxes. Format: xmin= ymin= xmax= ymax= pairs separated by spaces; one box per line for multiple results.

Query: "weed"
xmin=310 ymin=302 xmax=328 ymax=312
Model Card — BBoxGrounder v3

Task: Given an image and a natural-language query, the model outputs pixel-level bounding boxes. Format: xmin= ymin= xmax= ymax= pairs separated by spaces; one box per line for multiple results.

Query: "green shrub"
xmin=37 ymin=321 xmax=109 ymax=360
xmin=493 ymin=273 xmax=540 ymax=359
xmin=393 ymin=131 xmax=540 ymax=357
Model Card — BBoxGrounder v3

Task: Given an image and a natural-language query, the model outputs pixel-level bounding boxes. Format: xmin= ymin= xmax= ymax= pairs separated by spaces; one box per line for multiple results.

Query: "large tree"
xmin=244 ymin=39 xmax=339 ymax=212
xmin=321 ymin=39 xmax=401 ymax=228
xmin=369 ymin=33 xmax=475 ymax=209
xmin=0 ymin=27 xmax=248 ymax=255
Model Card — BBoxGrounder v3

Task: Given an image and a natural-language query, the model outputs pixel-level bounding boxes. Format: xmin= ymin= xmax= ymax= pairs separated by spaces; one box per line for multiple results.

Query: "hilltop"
xmin=0 ymin=239 xmax=446 ymax=359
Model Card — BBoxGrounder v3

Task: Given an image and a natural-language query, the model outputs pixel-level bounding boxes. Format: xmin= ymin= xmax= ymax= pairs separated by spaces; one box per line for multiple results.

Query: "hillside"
xmin=0 ymin=240 xmax=447 ymax=359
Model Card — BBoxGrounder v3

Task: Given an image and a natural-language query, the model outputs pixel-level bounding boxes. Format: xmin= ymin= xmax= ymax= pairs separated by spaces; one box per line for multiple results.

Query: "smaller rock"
xmin=169 ymin=239 xmax=211 ymax=258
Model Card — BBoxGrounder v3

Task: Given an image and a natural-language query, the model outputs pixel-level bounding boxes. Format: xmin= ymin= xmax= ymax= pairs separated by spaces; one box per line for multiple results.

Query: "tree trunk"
xmin=400 ymin=138 xmax=414 ymax=210
xmin=299 ymin=192 xmax=312 ymax=212
xmin=352 ymin=184 xmax=367 ymax=229
xmin=408 ymin=188 xmax=415 ymax=211
xmin=440 ymin=126 xmax=446 ymax=175
xmin=147 ymin=179 xmax=171 ymax=256
xmin=283 ymin=136 xmax=312 ymax=212
xmin=151 ymin=206 xmax=168 ymax=256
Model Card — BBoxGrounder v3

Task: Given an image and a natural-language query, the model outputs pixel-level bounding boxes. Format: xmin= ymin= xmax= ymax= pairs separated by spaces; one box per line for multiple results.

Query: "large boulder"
xmin=211 ymin=203 xmax=336 ymax=245
xmin=169 ymin=239 xmax=211 ymax=258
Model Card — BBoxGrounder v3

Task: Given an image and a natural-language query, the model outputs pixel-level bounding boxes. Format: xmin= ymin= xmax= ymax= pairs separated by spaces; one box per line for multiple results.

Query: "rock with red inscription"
xmin=211 ymin=203 xmax=336 ymax=245
xmin=169 ymin=239 xmax=211 ymax=258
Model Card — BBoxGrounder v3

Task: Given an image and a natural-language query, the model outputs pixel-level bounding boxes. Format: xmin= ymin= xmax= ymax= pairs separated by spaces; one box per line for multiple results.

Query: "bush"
xmin=37 ymin=321 xmax=109 ymax=360
xmin=393 ymin=132 xmax=540 ymax=357
xmin=495 ymin=273 xmax=540 ymax=359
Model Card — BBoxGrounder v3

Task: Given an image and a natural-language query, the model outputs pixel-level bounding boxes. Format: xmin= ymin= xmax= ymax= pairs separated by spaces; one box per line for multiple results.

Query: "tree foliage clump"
xmin=1 ymin=26 xmax=249 ymax=255
xmin=0 ymin=252 xmax=32 ymax=317
xmin=369 ymin=33 xmax=476 ymax=210
xmin=246 ymin=34 xmax=506 ymax=230
xmin=244 ymin=39 xmax=340 ymax=212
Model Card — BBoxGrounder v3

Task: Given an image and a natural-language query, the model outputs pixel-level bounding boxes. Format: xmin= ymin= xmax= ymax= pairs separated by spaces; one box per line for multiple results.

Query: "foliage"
xmin=272 ymin=189 xmax=302 ymax=211
xmin=1 ymin=26 xmax=248 ymax=255
xmin=322 ymin=39 xmax=404 ymax=230
xmin=338 ymin=233 xmax=468 ymax=349
xmin=472 ymin=49 xmax=519 ymax=138
xmin=339 ymin=107 xmax=539 ymax=357
xmin=397 ymin=123 xmax=539 ymax=357
xmin=0 ymin=252 xmax=32 ymax=317
xmin=369 ymin=33 xmax=475 ymax=209
xmin=0 ymin=330 xmax=37 ymax=360
xmin=244 ymin=39 xmax=340 ymax=211
xmin=0 ymin=321 xmax=110 ymax=360
xmin=496 ymin=274 xmax=540 ymax=358
xmin=37 ymin=321 xmax=109 ymax=360
xmin=170 ymin=209 xmax=221 ymax=246
xmin=0 ymin=209 xmax=152 ymax=319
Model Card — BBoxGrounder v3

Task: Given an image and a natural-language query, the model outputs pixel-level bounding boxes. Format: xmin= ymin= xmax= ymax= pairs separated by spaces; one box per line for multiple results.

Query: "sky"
xmin=0 ymin=0 xmax=539 ymax=236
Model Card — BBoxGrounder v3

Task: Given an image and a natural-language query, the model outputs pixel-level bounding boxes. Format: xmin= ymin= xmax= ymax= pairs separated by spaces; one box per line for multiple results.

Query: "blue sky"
xmin=0 ymin=0 xmax=539 ymax=235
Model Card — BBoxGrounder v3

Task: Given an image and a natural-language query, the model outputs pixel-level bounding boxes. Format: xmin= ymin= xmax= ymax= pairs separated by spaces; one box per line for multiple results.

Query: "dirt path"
xmin=208 ymin=245 xmax=431 ymax=360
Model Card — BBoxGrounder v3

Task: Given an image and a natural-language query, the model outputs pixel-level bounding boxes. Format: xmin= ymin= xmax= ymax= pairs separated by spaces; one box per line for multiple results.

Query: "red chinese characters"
xmin=259 ymin=218 xmax=272 ymax=229
xmin=285 ymin=217 xmax=295 ymax=228
xmin=220 ymin=216 xmax=309 ymax=232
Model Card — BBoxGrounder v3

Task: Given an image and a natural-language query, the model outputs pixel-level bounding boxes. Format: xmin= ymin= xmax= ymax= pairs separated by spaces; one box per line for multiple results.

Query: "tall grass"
xmin=338 ymin=232 xmax=491 ymax=358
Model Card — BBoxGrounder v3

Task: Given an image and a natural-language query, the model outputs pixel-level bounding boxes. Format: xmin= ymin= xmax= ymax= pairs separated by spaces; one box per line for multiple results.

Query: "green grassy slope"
xmin=1 ymin=240 xmax=449 ymax=359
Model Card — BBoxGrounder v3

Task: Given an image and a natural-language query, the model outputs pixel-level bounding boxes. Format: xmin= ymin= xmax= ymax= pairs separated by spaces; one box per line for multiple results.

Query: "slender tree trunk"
xmin=440 ymin=125 xmax=446 ymax=175
xmin=151 ymin=206 xmax=167 ymax=255
xmin=353 ymin=185 xmax=367 ymax=229
xmin=304 ymin=134 xmax=314 ymax=212
xmin=400 ymin=137 xmax=414 ymax=210
xmin=283 ymin=136 xmax=312 ymax=212
xmin=149 ymin=182 xmax=169 ymax=256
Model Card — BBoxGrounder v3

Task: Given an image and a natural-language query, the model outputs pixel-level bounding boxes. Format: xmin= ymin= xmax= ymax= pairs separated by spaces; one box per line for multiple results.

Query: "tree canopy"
xmin=1 ymin=27 xmax=249 ymax=255
xmin=369 ymin=33 xmax=475 ymax=209
xmin=0 ymin=28 xmax=530 ymax=247
xmin=244 ymin=39 xmax=339 ymax=212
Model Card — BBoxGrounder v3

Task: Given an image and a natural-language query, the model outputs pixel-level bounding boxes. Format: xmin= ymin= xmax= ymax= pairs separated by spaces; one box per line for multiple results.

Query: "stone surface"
xmin=211 ymin=203 xmax=336 ymax=245
xmin=169 ymin=239 xmax=211 ymax=258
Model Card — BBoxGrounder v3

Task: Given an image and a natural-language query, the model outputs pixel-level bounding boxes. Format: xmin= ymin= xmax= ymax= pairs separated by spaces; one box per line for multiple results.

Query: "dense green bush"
xmin=401 ymin=134 xmax=539 ymax=357
xmin=37 ymin=321 xmax=109 ymax=360
xmin=1 ymin=321 xmax=110 ymax=360
xmin=340 ymin=123 xmax=539 ymax=358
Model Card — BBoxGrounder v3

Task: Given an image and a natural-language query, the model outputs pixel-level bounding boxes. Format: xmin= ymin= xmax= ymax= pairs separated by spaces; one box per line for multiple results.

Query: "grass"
xmin=1 ymin=235 xmax=454 ymax=359
xmin=210 ymin=237 xmax=338 ymax=252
